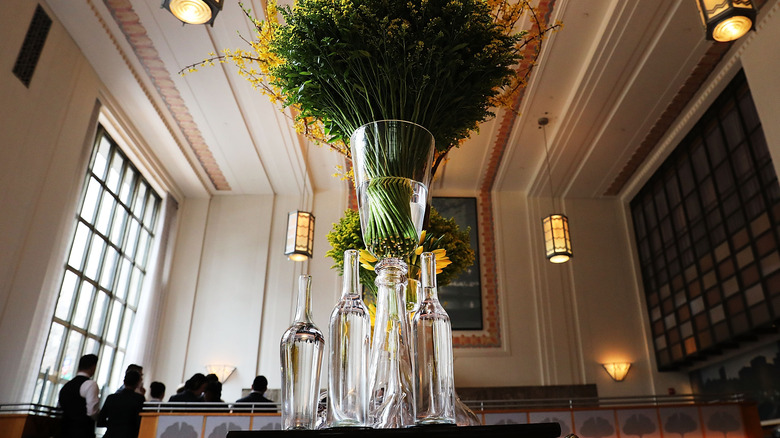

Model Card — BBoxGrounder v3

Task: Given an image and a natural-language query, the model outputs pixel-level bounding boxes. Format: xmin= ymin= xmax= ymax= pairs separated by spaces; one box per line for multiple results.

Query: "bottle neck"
xmin=421 ymin=252 xmax=438 ymax=301
xmin=294 ymin=275 xmax=313 ymax=323
xmin=342 ymin=249 xmax=360 ymax=299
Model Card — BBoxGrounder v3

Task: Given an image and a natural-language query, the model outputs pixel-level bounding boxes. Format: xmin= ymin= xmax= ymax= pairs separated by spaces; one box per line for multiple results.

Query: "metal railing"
xmin=460 ymin=393 xmax=751 ymax=411
xmin=0 ymin=403 xmax=62 ymax=417
xmin=142 ymin=402 xmax=280 ymax=414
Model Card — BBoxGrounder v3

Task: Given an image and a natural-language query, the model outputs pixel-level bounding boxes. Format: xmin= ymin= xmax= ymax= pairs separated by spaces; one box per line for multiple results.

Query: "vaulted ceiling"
xmin=44 ymin=0 xmax=761 ymax=201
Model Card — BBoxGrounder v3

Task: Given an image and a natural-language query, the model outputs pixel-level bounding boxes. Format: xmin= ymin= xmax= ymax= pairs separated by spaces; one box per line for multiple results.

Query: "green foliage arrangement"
xmin=326 ymin=207 xmax=475 ymax=302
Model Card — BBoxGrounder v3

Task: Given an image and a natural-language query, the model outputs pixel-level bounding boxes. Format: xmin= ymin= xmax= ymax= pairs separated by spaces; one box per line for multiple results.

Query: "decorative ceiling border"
xmin=95 ymin=0 xmax=230 ymax=191
xmin=455 ymin=0 xmax=557 ymax=348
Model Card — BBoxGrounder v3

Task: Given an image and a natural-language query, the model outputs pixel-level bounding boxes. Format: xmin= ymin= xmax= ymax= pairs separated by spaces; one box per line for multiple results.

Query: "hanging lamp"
xmin=162 ymin=0 xmax=223 ymax=26
xmin=539 ymin=117 xmax=573 ymax=263
xmin=694 ymin=0 xmax=756 ymax=42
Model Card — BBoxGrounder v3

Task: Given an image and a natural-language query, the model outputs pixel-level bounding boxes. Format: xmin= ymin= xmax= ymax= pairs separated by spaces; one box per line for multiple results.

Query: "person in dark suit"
xmin=235 ymin=375 xmax=276 ymax=412
xmin=59 ymin=354 xmax=99 ymax=438
xmin=168 ymin=373 xmax=207 ymax=402
xmin=97 ymin=370 xmax=145 ymax=438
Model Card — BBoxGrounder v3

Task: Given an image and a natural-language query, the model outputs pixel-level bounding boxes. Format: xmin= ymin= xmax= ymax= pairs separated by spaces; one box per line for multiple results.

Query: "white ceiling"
xmin=44 ymin=0 xmax=752 ymax=201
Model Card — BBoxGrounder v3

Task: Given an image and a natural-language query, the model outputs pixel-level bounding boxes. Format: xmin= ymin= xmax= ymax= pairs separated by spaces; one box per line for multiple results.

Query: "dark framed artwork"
xmin=431 ymin=197 xmax=483 ymax=330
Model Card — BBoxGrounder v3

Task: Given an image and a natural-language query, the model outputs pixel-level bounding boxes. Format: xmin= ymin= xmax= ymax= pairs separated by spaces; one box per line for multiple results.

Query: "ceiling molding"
xmin=100 ymin=0 xmax=231 ymax=191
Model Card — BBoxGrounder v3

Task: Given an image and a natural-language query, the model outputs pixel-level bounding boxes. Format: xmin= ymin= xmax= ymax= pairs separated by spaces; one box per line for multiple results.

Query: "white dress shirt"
xmin=76 ymin=371 xmax=100 ymax=419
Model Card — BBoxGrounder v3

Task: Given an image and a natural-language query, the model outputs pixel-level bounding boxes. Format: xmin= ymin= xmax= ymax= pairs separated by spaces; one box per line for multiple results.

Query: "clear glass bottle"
xmin=281 ymin=275 xmax=324 ymax=430
xmin=412 ymin=252 xmax=456 ymax=424
xmin=327 ymin=250 xmax=371 ymax=427
xmin=368 ymin=258 xmax=415 ymax=428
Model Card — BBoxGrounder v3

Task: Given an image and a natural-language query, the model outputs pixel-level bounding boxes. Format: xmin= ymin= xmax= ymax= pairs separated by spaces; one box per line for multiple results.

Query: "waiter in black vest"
xmin=58 ymin=354 xmax=99 ymax=438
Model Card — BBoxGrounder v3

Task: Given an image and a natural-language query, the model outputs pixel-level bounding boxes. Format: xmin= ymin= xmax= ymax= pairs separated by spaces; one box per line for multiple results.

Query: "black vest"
xmin=59 ymin=375 xmax=95 ymax=438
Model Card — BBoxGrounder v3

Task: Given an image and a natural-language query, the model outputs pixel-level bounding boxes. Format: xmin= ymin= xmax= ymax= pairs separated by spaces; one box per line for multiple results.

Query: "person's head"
xmin=123 ymin=370 xmax=141 ymax=390
xmin=251 ymin=375 xmax=268 ymax=393
xmin=205 ymin=373 xmax=219 ymax=383
xmin=78 ymin=354 xmax=99 ymax=376
xmin=185 ymin=373 xmax=208 ymax=395
xmin=150 ymin=381 xmax=166 ymax=399
xmin=204 ymin=381 xmax=222 ymax=402
xmin=126 ymin=364 xmax=143 ymax=378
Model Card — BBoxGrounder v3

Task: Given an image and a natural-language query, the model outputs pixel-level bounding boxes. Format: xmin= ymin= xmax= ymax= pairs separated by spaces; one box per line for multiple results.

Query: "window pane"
xmin=80 ymin=178 xmax=102 ymax=224
xmin=95 ymin=192 xmax=115 ymax=236
xmin=96 ymin=345 xmax=114 ymax=389
xmin=110 ymin=208 xmax=127 ymax=247
xmin=114 ymin=258 xmax=132 ymax=301
xmin=133 ymin=183 xmax=147 ymax=215
xmin=136 ymin=230 xmax=150 ymax=267
xmin=105 ymin=302 xmax=123 ymax=345
xmin=73 ymin=282 xmax=95 ymax=329
xmin=143 ymin=196 xmax=157 ymax=228
xmin=92 ymin=137 xmax=111 ymax=181
xmin=106 ymin=152 xmax=124 ymax=193
xmin=111 ymin=351 xmax=125 ymax=391
xmin=100 ymin=246 xmax=119 ymax=290
xmin=68 ymin=223 xmax=90 ymax=270
xmin=127 ymin=268 xmax=143 ymax=309
xmin=84 ymin=236 xmax=105 ymax=281
xmin=124 ymin=219 xmax=140 ymax=259
xmin=60 ymin=331 xmax=84 ymax=380
xmin=55 ymin=270 xmax=80 ymax=320
xmin=118 ymin=309 xmax=134 ymax=349
xmin=84 ymin=337 xmax=100 ymax=355
xmin=89 ymin=291 xmax=109 ymax=336
xmin=40 ymin=322 xmax=65 ymax=375
xmin=119 ymin=170 xmax=135 ymax=206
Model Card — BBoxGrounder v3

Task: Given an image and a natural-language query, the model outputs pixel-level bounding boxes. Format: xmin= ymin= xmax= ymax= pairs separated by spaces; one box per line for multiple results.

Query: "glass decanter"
xmin=327 ymin=249 xmax=371 ymax=427
xmin=412 ymin=252 xmax=456 ymax=424
xmin=281 ymin=275 xmax=324 ymax=430
xmin=368 ymin=258 xmax=415 ymax=428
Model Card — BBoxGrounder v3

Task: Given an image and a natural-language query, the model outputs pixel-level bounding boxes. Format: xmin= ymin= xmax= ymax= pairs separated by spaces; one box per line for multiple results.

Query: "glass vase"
xmin=281 ymin=275 xmax=324 ymax=430
xmin=367 ymin=258 xmax=415 ymax=428
xmin=412 ymin=252 xmax=456 ymax=424
xmin=327 ymin=250 xmax=371 ymax=427
xmin=351 ymin=120 xmax=435 ymax=260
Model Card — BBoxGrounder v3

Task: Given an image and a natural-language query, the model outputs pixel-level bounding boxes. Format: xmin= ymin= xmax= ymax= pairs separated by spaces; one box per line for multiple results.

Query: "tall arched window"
xmin=34 ymin=125 xmax=162 ymax=405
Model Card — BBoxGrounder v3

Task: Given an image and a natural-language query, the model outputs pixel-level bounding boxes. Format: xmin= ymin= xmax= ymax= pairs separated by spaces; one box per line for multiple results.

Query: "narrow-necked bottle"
xmin=281 ymin=275 xmax=324 ymax=430
xmin=412 ymin=252 xmax=456 ymax=424
xmin=327 ymin=250 xmax=371 ymax=427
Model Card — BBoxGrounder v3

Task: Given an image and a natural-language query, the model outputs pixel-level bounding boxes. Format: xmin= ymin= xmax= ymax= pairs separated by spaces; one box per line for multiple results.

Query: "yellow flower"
xmin=359 ymin=249 xmax=377 ymax=263
xmin=414 ymin=245 xmax=424 ymax=256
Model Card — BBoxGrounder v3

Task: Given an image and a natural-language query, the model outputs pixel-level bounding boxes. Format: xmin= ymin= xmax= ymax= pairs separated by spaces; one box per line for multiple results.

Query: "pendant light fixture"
xmin=162 ymin=0 xmax=223 ymax=26
xmin=694 ymin=0 xmax=756 ymax=42
xmin=285 ymin=140 xmax=315 ymax=262
xmin=539 ymin=117 xmax=573 ymax=263
xmin=285 ymin=210 xmax=315 ymax=261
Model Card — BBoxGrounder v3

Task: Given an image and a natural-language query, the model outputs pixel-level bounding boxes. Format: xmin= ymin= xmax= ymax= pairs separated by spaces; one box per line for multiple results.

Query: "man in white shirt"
xmin=58 ymin=354 xmax=99 ymax=438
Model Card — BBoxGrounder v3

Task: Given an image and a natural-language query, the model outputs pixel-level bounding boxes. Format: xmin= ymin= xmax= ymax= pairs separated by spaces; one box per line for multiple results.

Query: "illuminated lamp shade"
xmin=602 ymin=363 xmax=632 ymax=382
xmin=161 ymin=0 xmax=223 ymax=26
xmin=695 ymin=0 xmax=756 ymax=42
xmin=205 ymin=364 xmax=235 ymax=383
xmin=542 ymin=214 xmax=573 ymax=263
xmin=285 ymin=211 xmax=315 ymax=261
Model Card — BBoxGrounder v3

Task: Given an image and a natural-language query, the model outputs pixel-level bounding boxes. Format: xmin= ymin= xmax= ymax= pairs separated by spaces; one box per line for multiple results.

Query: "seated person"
xmin=168 ymin=373 xmax=207 ymax=402
xmin=148 ymin=381 xmax=165 ymax=402
xmin=234 ymin=375 xmax=276 ymax=412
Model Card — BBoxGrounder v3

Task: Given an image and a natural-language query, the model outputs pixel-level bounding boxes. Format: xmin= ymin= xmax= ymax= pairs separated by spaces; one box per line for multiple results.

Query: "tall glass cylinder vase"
xmin=281 ymin=275 xmax=324 ymax=430
xmin=412 ymin=253 xmax=455 ymax=424
xmin=351 ymin=120 xmax=435 ymax=260
xmin=327 ymin=250 xmax=371 ymax=427
xmin=368 ymin=258 xmax=415 ymax=428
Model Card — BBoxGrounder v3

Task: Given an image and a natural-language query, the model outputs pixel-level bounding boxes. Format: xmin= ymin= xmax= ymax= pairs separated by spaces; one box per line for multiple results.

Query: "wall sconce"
xmin=602 ymin=362 xmax=632 ymax=382
xmin=695 ymin=0 xmax=756 ymax=42
xmin=205 ymin=364 xmax=235 ymax=383
xmin=162 ymin=0 xmax=223 ymax=26
xmin=285 ymin=211 xmax=315 ymax=261
xmin=539 ymin=117 xmax=573 ymax=263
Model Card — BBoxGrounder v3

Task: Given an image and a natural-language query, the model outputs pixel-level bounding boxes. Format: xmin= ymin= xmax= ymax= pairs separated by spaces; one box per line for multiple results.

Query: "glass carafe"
xmin=327 ymin=250 xmax=371 ymax=427
xmin=281 ymin=275 xmax=324 ymax=430
xmin=368 ymin=258 xmax=415 ymax=428
xmin=412 ymin=252 xmax=455 ymax=424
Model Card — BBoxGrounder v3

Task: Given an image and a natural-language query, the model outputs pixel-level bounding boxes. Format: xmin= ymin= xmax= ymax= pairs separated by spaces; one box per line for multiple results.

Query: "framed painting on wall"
xmin=431 ymin=197 xmax=483 ymax=330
